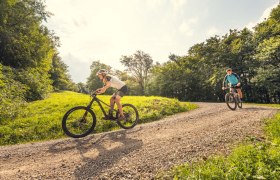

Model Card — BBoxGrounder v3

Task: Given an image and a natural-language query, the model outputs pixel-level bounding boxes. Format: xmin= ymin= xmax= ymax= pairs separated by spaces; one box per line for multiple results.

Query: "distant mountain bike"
xmin=62 ymin=92 xmax=139 ymax=138
xmin=224 ymin=85 xmax=242 ymax=110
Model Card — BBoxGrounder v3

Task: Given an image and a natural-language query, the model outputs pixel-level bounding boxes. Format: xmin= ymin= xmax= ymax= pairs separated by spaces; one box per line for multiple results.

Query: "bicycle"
xmin=224 ymin=85 xmax=242 ymax=110
xmin=62 ymin=91 xmax=139 ymax=138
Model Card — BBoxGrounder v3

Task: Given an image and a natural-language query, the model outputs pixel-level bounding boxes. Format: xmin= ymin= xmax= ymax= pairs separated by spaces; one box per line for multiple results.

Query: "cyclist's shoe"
xmin=102 ymin=115 xmax=114 ymax=120
xmin=118 ymin=115 xmax=126 ymax=122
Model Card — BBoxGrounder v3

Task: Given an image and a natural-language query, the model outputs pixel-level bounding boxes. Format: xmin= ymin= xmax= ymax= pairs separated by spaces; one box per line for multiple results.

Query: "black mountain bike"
xmin=224 ymin=86 xmax=242 ymax=110
xmin=62 ymin=92 xmax=139 ymax=138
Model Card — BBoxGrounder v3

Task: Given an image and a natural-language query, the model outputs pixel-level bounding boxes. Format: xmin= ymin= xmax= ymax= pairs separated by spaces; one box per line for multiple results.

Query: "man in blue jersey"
xmin=222 ymin=68 xmax=243 ymax=100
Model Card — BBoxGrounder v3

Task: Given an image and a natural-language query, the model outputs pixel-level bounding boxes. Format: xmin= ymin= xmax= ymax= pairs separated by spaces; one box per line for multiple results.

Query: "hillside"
xmin=0 ymin=91 xmax=196 ymax=146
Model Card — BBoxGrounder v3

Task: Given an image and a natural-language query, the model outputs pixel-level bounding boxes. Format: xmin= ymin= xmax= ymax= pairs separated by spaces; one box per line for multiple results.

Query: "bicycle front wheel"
xmin=237 ymin=96 xmax=242 ymax=108
xmin=117 ymin=104 xmax=139 ymax=129
xmin=62 ymin=106 xmax=96 ymax=138
xmin=225 ymin=93 xmax=237 ymax=110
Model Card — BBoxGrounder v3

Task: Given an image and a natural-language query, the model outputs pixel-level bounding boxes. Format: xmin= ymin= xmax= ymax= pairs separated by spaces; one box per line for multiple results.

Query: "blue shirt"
xmin=223 ymin=73 xmax=240 ymax=87
xmin=227 ymin=74 xmax=239 ymax=85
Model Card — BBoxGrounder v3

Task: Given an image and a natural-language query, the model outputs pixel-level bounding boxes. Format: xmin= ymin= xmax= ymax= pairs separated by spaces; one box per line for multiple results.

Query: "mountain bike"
xmin=62 ymin=92 xmax=139 ymax=138
xmin=224 ymin=85 xmax=242 ymax=110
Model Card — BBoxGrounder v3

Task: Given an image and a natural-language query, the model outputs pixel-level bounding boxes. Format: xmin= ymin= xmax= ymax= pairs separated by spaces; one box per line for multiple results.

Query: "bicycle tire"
xmin=237 ymin=96 xmax=242 ymax=109
xmin=116 ymin=104 xmax=139 ymax=129
xmin=62 ymin=106 xmax=96 ymax=138
xmin=225 ymin=93 xmax=237 ymax=110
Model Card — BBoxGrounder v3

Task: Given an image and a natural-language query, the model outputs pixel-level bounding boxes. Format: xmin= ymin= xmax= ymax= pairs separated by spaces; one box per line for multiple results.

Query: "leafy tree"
xmin=76 ymin=82 xmax=88 ymax=94
xmin=252 ymin=5 xmax=280 ymax=103
xmin=120 ymin=50 xmax=153 ymax=95
xmin=49 ymin=54 xmax=76 ymax=91
xmin=0 ymin=0 xmax=74 ymax=101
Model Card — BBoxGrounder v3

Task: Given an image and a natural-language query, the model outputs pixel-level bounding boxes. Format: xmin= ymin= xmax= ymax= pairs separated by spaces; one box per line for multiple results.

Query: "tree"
xmin=252 ymin=4 xmax=280 ymax=103
xmin=120 ymin=50 xmax=153 ymax=95
xmin=49 ymin=53 xmax=76 ymax=91
xmin=0 ymin=0 xmax=74 ymax=101
xmin=76 ymin=82 xmax=88 ymax=94
xmin=0 ymin=0 xmax=55 ymax=100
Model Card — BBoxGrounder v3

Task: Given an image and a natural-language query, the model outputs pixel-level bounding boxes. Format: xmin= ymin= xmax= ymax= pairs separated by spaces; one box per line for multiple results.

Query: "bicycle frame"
xmin=87 ymin=94 xmax=119 ymax=118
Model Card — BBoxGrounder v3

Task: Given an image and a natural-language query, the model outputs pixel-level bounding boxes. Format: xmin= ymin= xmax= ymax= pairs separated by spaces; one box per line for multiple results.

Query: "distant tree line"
xmin=86 ymin=5 xmax=280 ymax=103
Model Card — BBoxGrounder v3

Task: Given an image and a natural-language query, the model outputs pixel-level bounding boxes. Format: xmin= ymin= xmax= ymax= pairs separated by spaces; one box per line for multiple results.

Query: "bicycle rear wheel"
xmin=62 ymin=106 xmax=96 ymax=138
xmin=225 ymin=93 xmax=237 ymax=110
xmin=237 ymin=96 xmax=242 ymax=108
xmin=117 ymin=104 xmax=139 ymax=129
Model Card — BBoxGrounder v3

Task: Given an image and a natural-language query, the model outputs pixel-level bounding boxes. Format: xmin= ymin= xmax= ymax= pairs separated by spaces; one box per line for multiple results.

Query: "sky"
xmin=44 ymin=0 xmax=279 ymax=83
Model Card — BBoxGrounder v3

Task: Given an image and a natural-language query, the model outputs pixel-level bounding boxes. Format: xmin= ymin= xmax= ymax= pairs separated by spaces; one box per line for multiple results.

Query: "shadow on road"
xmin=243 ymin=107 xmax=276 ymax=111
xmin=48 ymin=129 xmax=143 ymax=179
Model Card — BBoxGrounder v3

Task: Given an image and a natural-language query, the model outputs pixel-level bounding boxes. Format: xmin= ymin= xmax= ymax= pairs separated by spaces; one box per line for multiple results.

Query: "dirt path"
xmin=0 ymin=103 xmax=278 ymax=180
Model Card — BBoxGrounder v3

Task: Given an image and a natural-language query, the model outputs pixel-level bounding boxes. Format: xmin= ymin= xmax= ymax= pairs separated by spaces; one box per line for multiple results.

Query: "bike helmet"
xmin=96 ymin=69 xmax=108 ymax=76
xmin=226 ymin=68 xmax=232 ymax=72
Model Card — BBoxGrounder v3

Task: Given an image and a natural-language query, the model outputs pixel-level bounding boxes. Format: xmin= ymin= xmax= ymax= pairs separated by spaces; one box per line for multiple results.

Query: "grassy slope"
xmin=0 ymin=91 xmax=197 ymax=146
xmin=158 ymin=104 xmax=280 ymax=179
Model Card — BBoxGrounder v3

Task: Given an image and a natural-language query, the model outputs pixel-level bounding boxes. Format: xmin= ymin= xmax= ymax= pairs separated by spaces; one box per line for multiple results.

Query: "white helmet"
xmin=96 ymin=69 xmax=108 ymax=76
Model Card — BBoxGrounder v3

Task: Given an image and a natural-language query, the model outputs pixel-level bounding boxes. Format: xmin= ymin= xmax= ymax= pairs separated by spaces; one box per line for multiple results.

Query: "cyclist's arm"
xmin=233 ymin=73 xmax=241 ymax=85
xmin=222 ymin=75 xmax=228 ymax=88
xmin=97 ymin=81 xmax=111 ymax=94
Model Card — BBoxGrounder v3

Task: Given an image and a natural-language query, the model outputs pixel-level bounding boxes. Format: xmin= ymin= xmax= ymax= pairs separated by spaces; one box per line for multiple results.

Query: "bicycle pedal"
xmin=102 ymin=116 xmax=115 ymax=120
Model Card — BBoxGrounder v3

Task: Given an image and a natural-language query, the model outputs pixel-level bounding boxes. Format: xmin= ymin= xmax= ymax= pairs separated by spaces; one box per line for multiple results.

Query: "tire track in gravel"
xmin=0 ymin=103 xmax=278 ymax=180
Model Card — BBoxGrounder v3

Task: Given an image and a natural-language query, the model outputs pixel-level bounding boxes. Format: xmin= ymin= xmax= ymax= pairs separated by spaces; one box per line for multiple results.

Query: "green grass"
xmin=157 ymin=105 xmax=280 ymax=180
xmin=0 ymin=91 xmax=197 ymax=146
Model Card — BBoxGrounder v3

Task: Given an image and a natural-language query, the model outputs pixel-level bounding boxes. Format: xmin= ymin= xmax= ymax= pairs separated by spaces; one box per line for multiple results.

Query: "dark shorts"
xmin=113 ymin=85 xmax=128 ymax=97
xmin=231 ymin=84 xmax=241 ymax=89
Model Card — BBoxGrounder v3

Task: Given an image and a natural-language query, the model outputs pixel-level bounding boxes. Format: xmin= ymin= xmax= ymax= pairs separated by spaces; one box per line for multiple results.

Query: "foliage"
xmin=0 ymin=0 xmax=75 ymax=104
xmin=0 ymin=91 xmax=197 ymax=145
xmin=49 ymin=53 xmax=77 ymax=91
xmin=120 ymin=50 xmax=153 ymax=95
xmin=157 ymin=105 xmax=280 ymax=179
xmin=0 ymin=64 xmax=27 ymax=119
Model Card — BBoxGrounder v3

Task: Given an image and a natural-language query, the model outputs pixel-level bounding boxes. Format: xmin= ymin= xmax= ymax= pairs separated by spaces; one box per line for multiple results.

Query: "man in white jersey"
xmin=95 ymin=69 xmax=128 ymax=120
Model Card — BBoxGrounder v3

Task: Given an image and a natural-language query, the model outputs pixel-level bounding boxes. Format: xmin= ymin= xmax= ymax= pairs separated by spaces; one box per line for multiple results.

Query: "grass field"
xmin=0 ymin=91 xmax=197 ymax=146
xmin=157 ymin=104 xmax=280 ymax=179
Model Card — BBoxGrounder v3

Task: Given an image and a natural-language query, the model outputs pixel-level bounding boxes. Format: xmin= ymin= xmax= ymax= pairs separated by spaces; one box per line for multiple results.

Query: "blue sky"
xmin=45 ymin=0 xmax=279 ymax=83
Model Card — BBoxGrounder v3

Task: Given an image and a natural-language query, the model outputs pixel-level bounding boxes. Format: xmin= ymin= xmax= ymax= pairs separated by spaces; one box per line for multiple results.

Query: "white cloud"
xmin=206 ymin=26 xmax=219 ymax=37
xmin=179 ymin=17 xmax=198 ymax=37
xmin=145 ymin=0 xmax=162 ymax=8
xmin=246 ymin=2 xmax=278 ymax=30
xmin=170 ymin=0 xmax=187 ymax=11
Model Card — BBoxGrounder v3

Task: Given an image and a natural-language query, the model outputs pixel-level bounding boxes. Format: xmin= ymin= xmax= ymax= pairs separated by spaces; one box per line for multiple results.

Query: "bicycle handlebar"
xmin=90 ymin=90 xmax=99 ymax=97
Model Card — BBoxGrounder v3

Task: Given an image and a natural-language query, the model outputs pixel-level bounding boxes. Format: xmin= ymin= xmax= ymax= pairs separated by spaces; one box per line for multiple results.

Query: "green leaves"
xmin=120 ymin=50 xmax=153 ymax=95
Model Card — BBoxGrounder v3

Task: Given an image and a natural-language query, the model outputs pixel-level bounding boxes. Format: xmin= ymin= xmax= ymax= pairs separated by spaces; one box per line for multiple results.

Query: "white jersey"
xmin=106 ymin=75 xmax=125 ymax=90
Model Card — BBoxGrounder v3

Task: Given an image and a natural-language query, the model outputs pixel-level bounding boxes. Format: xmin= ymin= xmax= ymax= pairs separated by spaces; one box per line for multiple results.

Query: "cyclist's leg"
xmin=110 ymin=93 xmax=117 ymax=113
xmin=236 ymin=86 xmax=243 ymax=99
xmin=115 ymin=95 xmax=124 ymax=117
xmin=230 ymin=87 xmax=235 ymax=94
xmin=115 ymin=89 xmax=126 ymax=118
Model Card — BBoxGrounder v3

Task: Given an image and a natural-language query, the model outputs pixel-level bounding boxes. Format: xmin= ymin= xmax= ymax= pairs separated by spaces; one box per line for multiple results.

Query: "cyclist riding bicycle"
xmin=95 ymin=69 xmax=128 ymax=120
xmin=222 ymin=68 xmax=243 ymax=101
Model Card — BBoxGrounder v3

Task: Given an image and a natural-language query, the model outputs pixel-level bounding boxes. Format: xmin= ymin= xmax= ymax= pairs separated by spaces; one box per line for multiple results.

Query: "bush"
xmin=0 ymin=64 xmax=27 ymax=120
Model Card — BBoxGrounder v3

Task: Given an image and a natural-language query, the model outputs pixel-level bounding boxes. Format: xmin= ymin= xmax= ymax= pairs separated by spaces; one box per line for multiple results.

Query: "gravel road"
xmin=0 ymin=103 xmax=278 ymax=180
